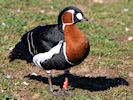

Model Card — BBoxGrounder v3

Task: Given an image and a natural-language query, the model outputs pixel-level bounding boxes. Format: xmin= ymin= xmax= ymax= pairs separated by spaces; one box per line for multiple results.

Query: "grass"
xmin=0 ymin=0 xmax=133 ymax=99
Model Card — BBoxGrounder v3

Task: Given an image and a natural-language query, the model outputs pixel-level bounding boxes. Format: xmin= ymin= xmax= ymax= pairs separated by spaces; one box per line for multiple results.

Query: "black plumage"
xmin=40 ymin=43 xmax=73 ymax=70
xmin=9 ymin=24 xmax=64 ymax=63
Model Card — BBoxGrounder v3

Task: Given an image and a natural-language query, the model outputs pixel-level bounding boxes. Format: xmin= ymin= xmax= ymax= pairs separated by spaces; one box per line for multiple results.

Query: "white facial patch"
xmin=67 ymin=9 xmax=75 ymax=14
xmin=76 ymin=13 xmax=83 ymax=20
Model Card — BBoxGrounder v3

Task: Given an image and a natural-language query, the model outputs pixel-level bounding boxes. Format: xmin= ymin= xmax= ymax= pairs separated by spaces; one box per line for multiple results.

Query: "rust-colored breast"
xmin=64 ymin=24 xmax=90 ymax=64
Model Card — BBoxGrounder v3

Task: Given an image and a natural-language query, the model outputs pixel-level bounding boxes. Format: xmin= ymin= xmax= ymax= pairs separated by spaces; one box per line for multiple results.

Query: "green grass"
xmin=0 ymin=0 xmax=133 ymax=99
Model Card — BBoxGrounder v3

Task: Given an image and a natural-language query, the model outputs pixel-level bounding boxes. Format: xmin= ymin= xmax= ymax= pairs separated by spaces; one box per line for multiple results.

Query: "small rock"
xmin=128 ymin=36 xmax=133 ymax=41
xmin=22 ymin=81 xmax=29 ymax=86
xmin=125 ymin=27 xmax=130 ymax=32
xmin=0 ymin=89 xmax=4 ymax=93
xmin=93 ymin=0 xmax=103 ymax=4
xmin=2 ymin=22 xmax=6 ymax=26
xmin=123 ymin=8 xmax=129 ymax=12
xmin=15 ymin=81 xmax=20 ymax=86
xmin=17 ymin=9 xmax=21 ymax=13
xmin=129 ymin=72 xmax=133 ymax=77
xmin=85 ymin=74 xmax=90 ymax=77
xmin=32 ymin=93 xmax=40 ymax=99
xmin=9 ymin=47 xmax=14 ymax=51
xmin=5 ymin=75 xmax=11 ymax=79
xmin=50 ymin=6 xmax=54 ymax=9
xmin=40 ymin=10 xmax=45 ymax=13
xmin=125 ymin=27 xmax=133 ymax=32
xmin=31 ymin=72 xmax=37 ymax=76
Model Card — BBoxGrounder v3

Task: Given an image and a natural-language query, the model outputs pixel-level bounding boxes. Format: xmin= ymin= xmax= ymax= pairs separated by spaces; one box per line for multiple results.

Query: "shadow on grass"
xmin=25 ymin=73 xmax=129 ymax=91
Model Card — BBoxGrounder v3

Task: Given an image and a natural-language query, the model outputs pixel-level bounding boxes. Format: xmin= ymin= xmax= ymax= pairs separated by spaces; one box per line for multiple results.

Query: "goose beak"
xmin=82 ymin=16 xmax=88 ymax=21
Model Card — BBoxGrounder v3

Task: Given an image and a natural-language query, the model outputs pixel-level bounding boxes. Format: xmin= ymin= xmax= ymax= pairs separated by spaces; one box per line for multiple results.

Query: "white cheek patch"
xmin=76 ymin=13 xmax=83 ymax=20
xmin=33 ymin=40 xmax=63 ymax=68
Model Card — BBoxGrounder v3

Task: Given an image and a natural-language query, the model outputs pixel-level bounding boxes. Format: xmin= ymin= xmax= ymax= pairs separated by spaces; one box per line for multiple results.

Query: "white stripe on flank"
xmin=27 ymin=32 xmax=34 ymax=56
xmin=46 ymin=70 xmax=51 ymax=74
xmin=63 ymin=42 xmax=75 ymax=65
xmin=33 ymin=40 xmax=63 ymax=68
xmin=30 ymin=32 xmax=37 ymax=54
